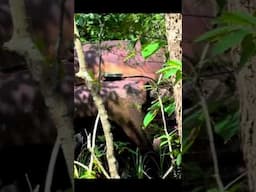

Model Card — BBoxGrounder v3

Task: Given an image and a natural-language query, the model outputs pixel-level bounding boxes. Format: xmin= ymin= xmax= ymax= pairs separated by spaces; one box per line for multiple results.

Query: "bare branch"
xmin=188 ymin=44 xmax=224 ymax=191
xmin=74 ymin=21 xmax=120 ymax=178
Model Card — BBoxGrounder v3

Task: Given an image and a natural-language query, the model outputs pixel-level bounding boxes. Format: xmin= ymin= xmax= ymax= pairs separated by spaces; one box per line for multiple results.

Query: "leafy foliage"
xmin=141 ymin=41 xmax=164 ymax=59
xmin=143 ymin=58 xmax=182 ymax=177
xmin=74 ymin=13 xmax=182 ymax=179
xmin=75 ymin=13 xmax=166 ymax=45
xmin=183 ymin=7 xmax=253 ymax=192
xmin=196 ymin=11 xmax=256 ymax=68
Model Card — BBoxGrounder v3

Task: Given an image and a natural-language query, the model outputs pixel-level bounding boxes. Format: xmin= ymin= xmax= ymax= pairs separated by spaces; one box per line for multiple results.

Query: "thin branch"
xmin=74 ymin=161 xmax=90 ymax=171
xmin=74 ymin=21 xmax=120 ymax=178
xmin=33 ymin=185 xmax=40 ymax=192
xmin=190 ymin=43 xmax=224 ymax=191
xmin=25 ymin=174 xmax=33 ymax=192
xmin=158 ymin=94 xmax=173 ymax=161
xmin=224 ymin=171 xmax=247 ymax=190
xmin=162 ymin=165 xmax=174 ymax=179
xmin=194 ymin=86 xmax=224 ymax=191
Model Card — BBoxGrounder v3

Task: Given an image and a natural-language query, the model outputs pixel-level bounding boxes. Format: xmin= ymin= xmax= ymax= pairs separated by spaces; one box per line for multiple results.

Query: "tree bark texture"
xmin=165 ymin=14 xmax=182 ymax=140
xmin=227 ymin=0 xmax=256 ymax=191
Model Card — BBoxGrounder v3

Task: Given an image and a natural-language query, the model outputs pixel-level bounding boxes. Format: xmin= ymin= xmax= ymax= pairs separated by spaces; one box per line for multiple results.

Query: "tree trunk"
xmin=165 ymin=14 xmax=182 ymax=140
xmin=4 ymin=0 xmax=74 ymax=190
xmin=227 ymin=1 xmax=256 ymax=191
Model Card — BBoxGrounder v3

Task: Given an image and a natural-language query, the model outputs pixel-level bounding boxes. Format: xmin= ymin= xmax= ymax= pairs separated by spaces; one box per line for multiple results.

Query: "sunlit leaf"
xmin=166 ymin=59 xmax=182 ymax=67
xmin=163 ymin=68 xmax=179 ymax=79
xmin=164 ymin=103 xmax=175 ymax=116
xmin=141 ymin=42 xmax=161 ymax=59
xmin=143 ymin=110 xmax=158 ymax=128
xmin=175 ymin=70 xmax=182 ymax=84
xmin=74 ymin=165 xmax=79 ymax=179
xmin=80 ymin=171 xmax=96 ymax=179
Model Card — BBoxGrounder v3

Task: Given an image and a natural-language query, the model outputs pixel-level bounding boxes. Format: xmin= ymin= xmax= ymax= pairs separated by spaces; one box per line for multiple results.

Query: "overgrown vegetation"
xmin=183 ymin=2 xmax=256 ymax=191
xmin=75 ymin=13 xmax=166 ymax=44
xmin=74 ymin=13 xmax=181 ymax=179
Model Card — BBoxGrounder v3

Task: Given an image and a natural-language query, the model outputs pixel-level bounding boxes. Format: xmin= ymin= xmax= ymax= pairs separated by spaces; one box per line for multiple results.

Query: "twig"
xmin=224 ymin=171 xmax=247 ymax=190
xmin=194 ymin=87 xmax=224 ymax=191
xmin=25 ymin=173 xmax=33 ymax=192
xmin=143 ymin=170 xmax=152 ymax=179
xmin=183 ymin=103 xmax=200 ymax=116
xmin=33 ymin=185 xmax=40 ymax=192
xmin=162 ymin=165 xmax=174 ymax=179
xmin=190 ymin=43 xmax=224 ymax=191
xmin=158 ymin=94 xmax=173 ymax=161
xmin=74 ymin=161 xmax=90 ymax=171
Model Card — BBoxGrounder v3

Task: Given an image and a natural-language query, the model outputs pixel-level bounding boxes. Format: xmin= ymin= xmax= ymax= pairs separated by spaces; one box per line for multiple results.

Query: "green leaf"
xmin=143 ymin=110 xmax=157 ymax=128
xmin=164 ymin=103 xmax=175 ymax=116
xmin=141 ymin=42 xmax=161 ymax=59
xmin=217 ymin=11 xmax=256 ymax=26
xmin=214 ymin=111 xmax=239 ymax=141
xmin=211 ymin=29 xmax=250 ymax=55
xmin=195 ymin=26 xmax=240 ymax=42
xmin=166 ymin=59 xmax=182 ymax=67
xmin=148 ymin=100 xmax=160 ymax=111
xmin=74 ymin=165 xmax=79 ymax=179
xmin=164 ymin=68 xmax=179 ymax=79
xmin=157 ymin=60 xmax=181 ymax=79
xmin=175 ymin=70 xmax=182 ymax=84
xmin=176 ymin=153 xmax=182 ymax=166
xmin=80 ymin=171 xmax=96 ymax=179
xmin=240 ymin=34 xmax=256 ymax=68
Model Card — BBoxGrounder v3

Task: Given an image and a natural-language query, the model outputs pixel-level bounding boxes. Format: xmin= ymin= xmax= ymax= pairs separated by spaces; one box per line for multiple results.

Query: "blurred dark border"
xmin=75 ymin=0 xmax=181 ymax=13
xmin=75 ymin=179 xmax=182 ymax=192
